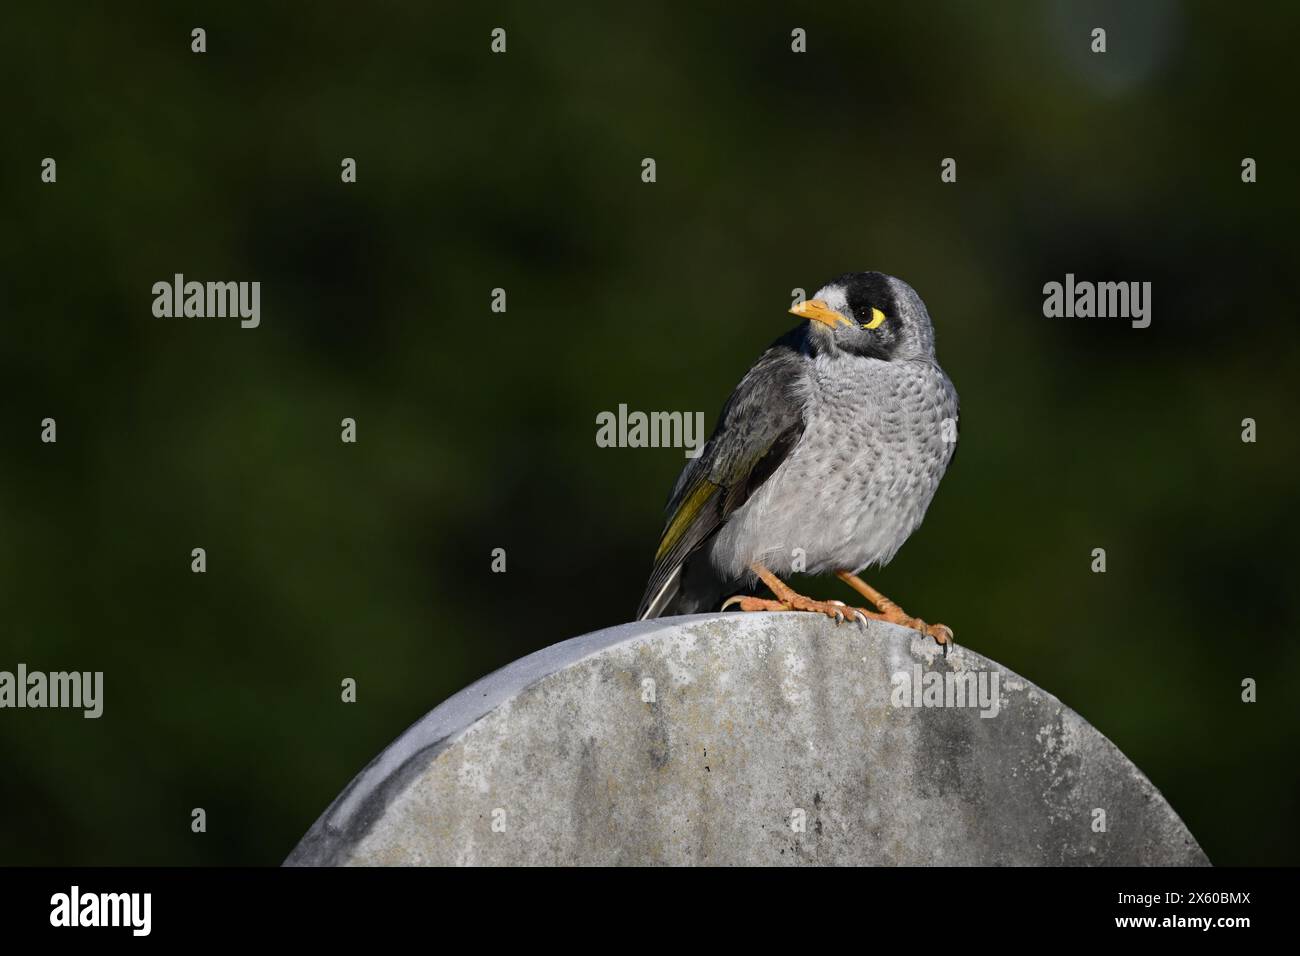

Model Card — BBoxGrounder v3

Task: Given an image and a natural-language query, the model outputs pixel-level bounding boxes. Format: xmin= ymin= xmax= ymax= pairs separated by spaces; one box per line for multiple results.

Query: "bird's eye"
xmin=862 ymin=307 xmax=886 ymax=330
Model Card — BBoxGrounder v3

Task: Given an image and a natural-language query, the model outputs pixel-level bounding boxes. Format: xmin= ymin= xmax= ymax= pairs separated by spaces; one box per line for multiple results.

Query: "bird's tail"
xmin=636 ymin=565 xmax=681 ymax=620
xmin=636 ymin=561 xmax=731 ymax=620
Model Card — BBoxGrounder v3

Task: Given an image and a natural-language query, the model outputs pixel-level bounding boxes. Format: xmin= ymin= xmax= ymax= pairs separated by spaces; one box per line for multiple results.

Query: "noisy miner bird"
xmin=636 ymin=271 xmax=959 ymax=650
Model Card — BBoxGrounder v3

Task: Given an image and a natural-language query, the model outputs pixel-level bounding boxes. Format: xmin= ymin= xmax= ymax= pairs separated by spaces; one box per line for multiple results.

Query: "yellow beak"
xmin=790 ymin=298 xmax=854 ymax=329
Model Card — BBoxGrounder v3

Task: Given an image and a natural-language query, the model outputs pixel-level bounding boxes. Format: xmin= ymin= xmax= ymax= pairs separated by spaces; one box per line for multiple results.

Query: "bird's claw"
xmin=826 ymin=599 xmax=847 ymax=626
xmin=721 ymin=594 xmax=787 ymax=613
xmin=926 ymin=622 xmax=954 ymax=657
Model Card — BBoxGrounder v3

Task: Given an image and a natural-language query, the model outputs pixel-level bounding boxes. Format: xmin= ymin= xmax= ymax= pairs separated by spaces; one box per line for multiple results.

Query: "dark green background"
xmin=2 ymin=2 xmax=1296 ymax=866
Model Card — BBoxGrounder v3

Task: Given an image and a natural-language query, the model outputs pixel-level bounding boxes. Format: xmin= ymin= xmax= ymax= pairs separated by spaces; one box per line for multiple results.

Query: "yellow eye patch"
xmin=863 ymin=307 xmax=886 ymax=330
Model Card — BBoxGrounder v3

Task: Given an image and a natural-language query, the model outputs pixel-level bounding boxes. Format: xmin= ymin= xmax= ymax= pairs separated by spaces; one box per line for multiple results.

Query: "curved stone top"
xmin=286 ymin=613 xmax=1208 ymax=866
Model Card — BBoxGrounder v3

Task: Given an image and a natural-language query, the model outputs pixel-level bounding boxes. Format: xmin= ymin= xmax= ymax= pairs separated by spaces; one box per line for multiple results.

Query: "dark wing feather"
xmin=636 ymin=327 xmax=809 ymax=618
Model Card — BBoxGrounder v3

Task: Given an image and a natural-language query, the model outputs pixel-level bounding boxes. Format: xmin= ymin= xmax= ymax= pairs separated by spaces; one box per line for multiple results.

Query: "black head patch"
xmin=830 ymin=271 xmax=901 ymax=329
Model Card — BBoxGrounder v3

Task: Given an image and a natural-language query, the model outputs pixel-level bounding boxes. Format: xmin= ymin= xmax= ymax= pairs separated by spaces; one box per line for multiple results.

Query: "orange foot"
xmin=836 ymin=570 xmax=953 ymax=655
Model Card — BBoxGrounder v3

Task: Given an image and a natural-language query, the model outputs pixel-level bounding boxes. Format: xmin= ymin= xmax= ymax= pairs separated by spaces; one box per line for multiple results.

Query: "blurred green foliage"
xmin=1 ymin=1 xmax=1296 ymax=865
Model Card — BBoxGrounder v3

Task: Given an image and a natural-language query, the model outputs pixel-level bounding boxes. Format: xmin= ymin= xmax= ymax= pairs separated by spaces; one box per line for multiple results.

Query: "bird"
xmin=635 ymin=271 xmax=959 ymax=651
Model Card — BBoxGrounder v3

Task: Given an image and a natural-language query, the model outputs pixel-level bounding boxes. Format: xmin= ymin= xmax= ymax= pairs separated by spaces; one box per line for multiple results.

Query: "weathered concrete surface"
xmin=286 ymin=613 xmax=1208 ymax=866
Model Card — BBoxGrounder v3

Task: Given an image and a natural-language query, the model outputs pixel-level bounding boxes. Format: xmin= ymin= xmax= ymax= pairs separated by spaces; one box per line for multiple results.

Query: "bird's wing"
xmin=636 ymin=327 xmax=809 ymax=618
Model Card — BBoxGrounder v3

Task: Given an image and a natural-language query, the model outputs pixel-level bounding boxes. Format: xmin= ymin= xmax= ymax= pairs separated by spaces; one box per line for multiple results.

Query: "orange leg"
xmin=722 ymin=564 xmax=954 ymax=653
xmin=836 ymin=571 xmax=953 ymax=653
xmin=722 ymin=563 xmax=870 ymax=627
